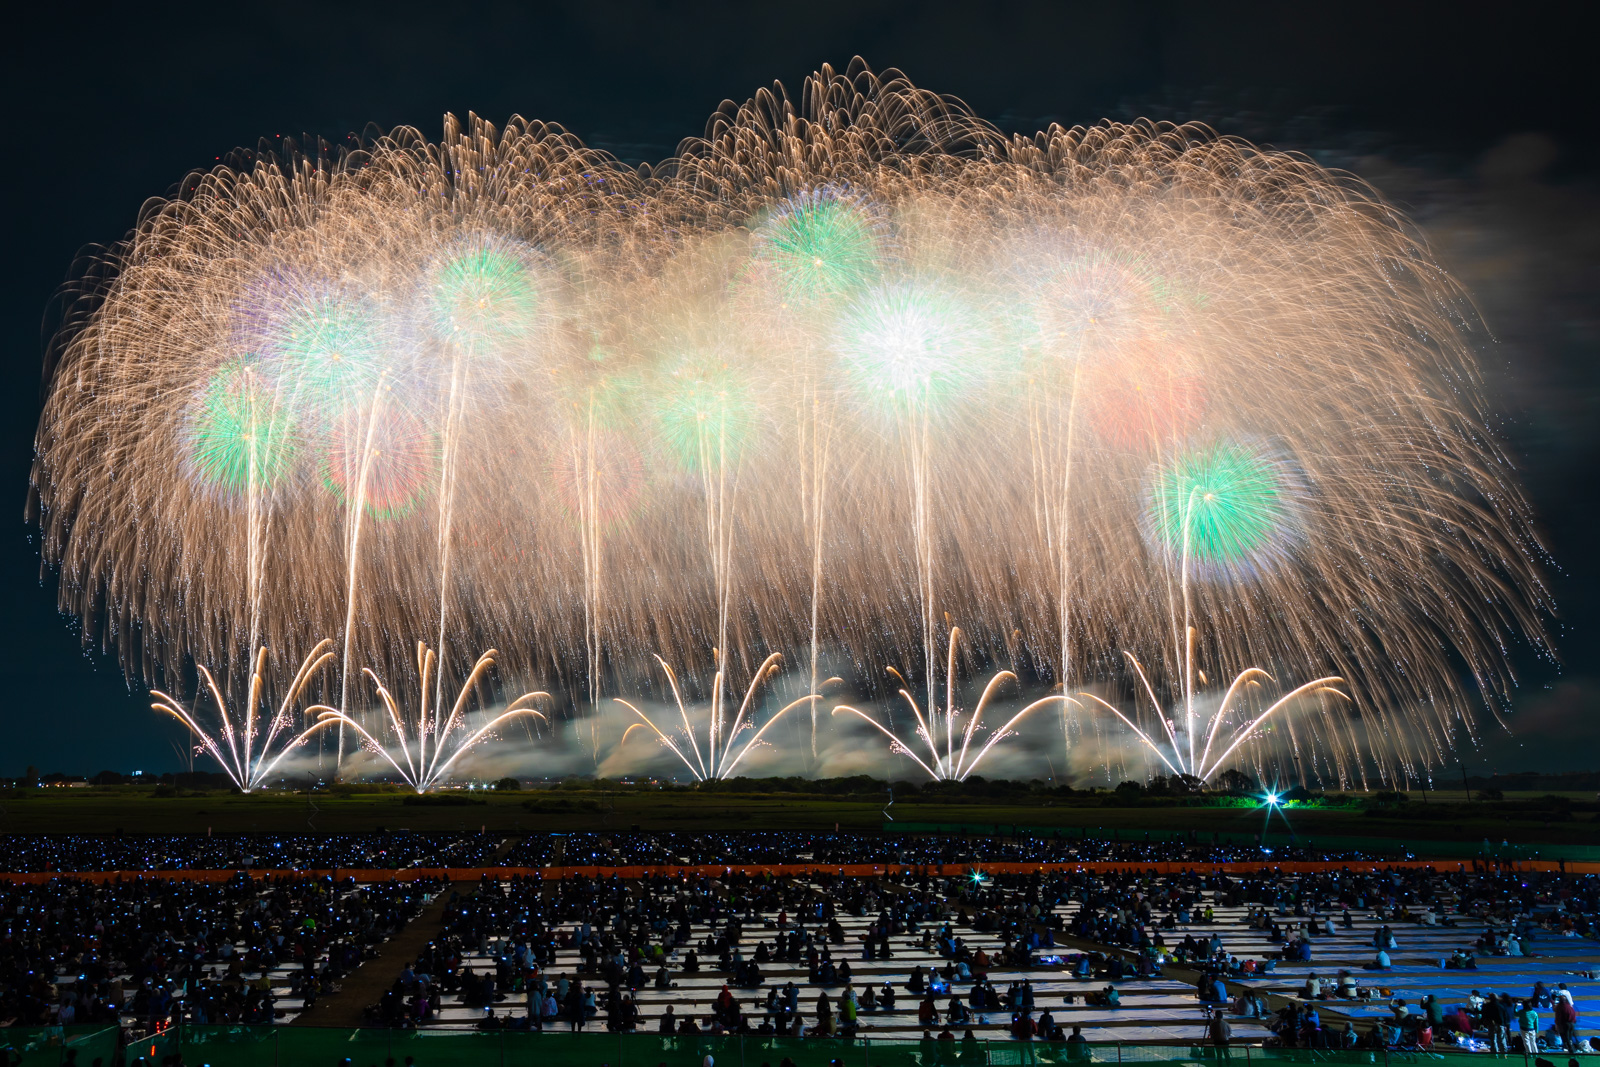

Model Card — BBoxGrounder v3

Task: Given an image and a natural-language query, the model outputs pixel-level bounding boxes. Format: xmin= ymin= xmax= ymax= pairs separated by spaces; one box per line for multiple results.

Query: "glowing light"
xmin=188 ymin=360 xmax=297 ymax=492
xmin=836 ymin=283 xmax=987 ymax=415
xmin=427 ymin=236 xmax=545 ymax=349
xmin=1087 ymin=340 xmax=1208 ymax=451
xmin=1146 ymin=440 xmax=1297 ymax=571
xmin=756 ymin=188 xmax=882 ymax=306
xmin=272 ymin=293 xmax=386 ymax=413
xmin=311 ymin=644 xmax=550 ymax=793
xmin=151 ymin=641 xmax=336 ymax=792
xmin=654 ymin=365 xmax=756 ymax=472
xmin=320 ymin=405 xmax=437 ymax=520
xmin=1028 ymin=252 xmax=1162 ymax=358
xmin=614 ymin=653 xmax=813 ymax=781
xmin=550 ymin=430 xmax=646 ymax=528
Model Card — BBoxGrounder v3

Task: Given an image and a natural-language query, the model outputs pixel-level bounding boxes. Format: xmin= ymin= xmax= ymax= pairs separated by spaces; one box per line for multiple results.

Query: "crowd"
xmin=0 ymin=829 xmax=1393 ymax=874
xmin=500 ymin=829 xmax=1374 ymax=869
xmin=0 ymin=872 xmax=438 ymax=1030
xmin=366 ymin=855 xmax=1596 ymax=1052
xmin=0 ymin=831 xmax=1591 ymax=1056
xmin=1061 ymin=863 xmax=1597 ymax=1052
xmin=0 ymin=833 xmax=499 ymax=872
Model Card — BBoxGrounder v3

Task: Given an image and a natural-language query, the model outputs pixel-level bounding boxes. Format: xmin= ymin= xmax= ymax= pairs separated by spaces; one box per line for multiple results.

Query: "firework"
xmin=615 ymin=653 xmax=815 ymax=781
xmin=151 ymin=641 xmax=335 ymax=791
xmin=312 ymin=644 xmax=550 ymax=792
xmin=833 ymin=627 xmax=1066 ymax=781
xmin=31 ymin=61 xmax=1551 ymax=788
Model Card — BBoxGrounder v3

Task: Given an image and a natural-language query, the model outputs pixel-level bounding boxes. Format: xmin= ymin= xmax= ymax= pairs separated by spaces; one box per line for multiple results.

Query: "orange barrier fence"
xmin=3 ymin=857 xmax=1596 ymax=883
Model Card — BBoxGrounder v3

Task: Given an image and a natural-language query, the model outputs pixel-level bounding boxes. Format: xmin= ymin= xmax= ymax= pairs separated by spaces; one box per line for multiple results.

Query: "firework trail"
xmin=29 ymin=61 xmax=1551 ymax=787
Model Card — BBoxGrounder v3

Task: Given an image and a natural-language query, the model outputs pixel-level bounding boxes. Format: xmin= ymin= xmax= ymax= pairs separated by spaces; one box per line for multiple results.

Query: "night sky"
xmin=4 ymin=1 xmax=1595 ymax=776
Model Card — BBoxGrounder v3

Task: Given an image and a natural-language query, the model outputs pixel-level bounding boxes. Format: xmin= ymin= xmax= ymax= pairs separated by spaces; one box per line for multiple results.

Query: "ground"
xmin=0 ymin=786 xmax=1594 ymax=845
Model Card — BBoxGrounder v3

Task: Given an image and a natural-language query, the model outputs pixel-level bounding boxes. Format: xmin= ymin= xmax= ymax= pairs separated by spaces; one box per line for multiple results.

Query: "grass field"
xmin=0 ymin=785 xmax=1594 ymax=848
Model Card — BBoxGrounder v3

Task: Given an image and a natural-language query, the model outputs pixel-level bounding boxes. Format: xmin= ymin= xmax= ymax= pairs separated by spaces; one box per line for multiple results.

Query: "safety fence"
xmin=0 ymin=1025 xmax=117 ymax=1066
xmin=104 ymin=1027 xmax=1530 ymax=1067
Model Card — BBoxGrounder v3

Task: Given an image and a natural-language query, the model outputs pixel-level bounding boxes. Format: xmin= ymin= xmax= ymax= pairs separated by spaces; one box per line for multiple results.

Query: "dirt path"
xmin=293 ymin=837 xmax=523 ymax=1027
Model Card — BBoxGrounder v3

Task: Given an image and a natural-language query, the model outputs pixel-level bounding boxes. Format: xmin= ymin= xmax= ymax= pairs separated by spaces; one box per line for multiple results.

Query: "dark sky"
xmin=3 ymin=1 xmax=1596 ymax=777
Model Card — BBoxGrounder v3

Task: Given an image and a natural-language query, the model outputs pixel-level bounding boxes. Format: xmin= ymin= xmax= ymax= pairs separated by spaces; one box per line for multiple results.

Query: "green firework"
xmin=189 ymin=360 xmax=297 ymax=492
xmin=757 ymin=190 xmax=881 ymax=306
xmin=835 ymin=283 xmax=986 ymax=416
xmin=275 ymin=294 xmax=385 ymax=412
xmin=655 ymin=365 xmax=755 ymax=472
xmin=428 ymin=241 xmax=543 ymax=347
xmin=1146 ymin=440 xmax=1294 ymax=568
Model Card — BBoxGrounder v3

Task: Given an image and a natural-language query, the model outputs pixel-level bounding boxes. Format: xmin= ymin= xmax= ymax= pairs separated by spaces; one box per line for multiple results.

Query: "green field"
xmin=0 ymin=785 xmax=1594 ymax=850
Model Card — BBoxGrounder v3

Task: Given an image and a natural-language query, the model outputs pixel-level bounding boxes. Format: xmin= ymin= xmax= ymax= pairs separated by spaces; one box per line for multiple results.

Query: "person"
xmin=1424 ymin=995 xmax=1445 ymax=1033
xmin=566 ymin=978 xmax=586 ymax=1031
xmin=1518 ymin=1001 xmax=1541 ymax=1055
xmin=1209 ymin=1009 xmax=1232 ymax=1057
xmin=1482 ymin=992 xmax=1508 ymax=1054
xmin=1554 ymin=992 xmax=1579 ymax=1052
xmin=1364 ymin=948 xmax=1391 ymax=971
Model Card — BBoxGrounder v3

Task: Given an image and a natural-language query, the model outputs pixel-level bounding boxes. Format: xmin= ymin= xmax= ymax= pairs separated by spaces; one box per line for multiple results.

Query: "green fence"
xmin=128 ymin=1027 xmax=1533 ymax=1067
xmin=0 ymin=1026 xmax=118 ymax=1066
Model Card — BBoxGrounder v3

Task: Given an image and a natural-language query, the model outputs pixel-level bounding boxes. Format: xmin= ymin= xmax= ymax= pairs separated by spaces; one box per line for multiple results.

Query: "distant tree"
xmin=494 ymin=777 xmax=521 ymax=791
xmin=1212 ymin=769 xmax=1256 ymax=794
xmin=90 ymin=770 xmax=125 ymax=786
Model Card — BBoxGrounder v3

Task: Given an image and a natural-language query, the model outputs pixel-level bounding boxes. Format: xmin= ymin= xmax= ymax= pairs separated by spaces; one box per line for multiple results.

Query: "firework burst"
xmin=30 ymin=61 xmax=1551 ymax=787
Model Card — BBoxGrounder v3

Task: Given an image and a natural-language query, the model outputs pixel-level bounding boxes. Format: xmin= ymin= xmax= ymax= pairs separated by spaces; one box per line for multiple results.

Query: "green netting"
xmin=0 ymin=1027 xmax=119 ymax=1066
